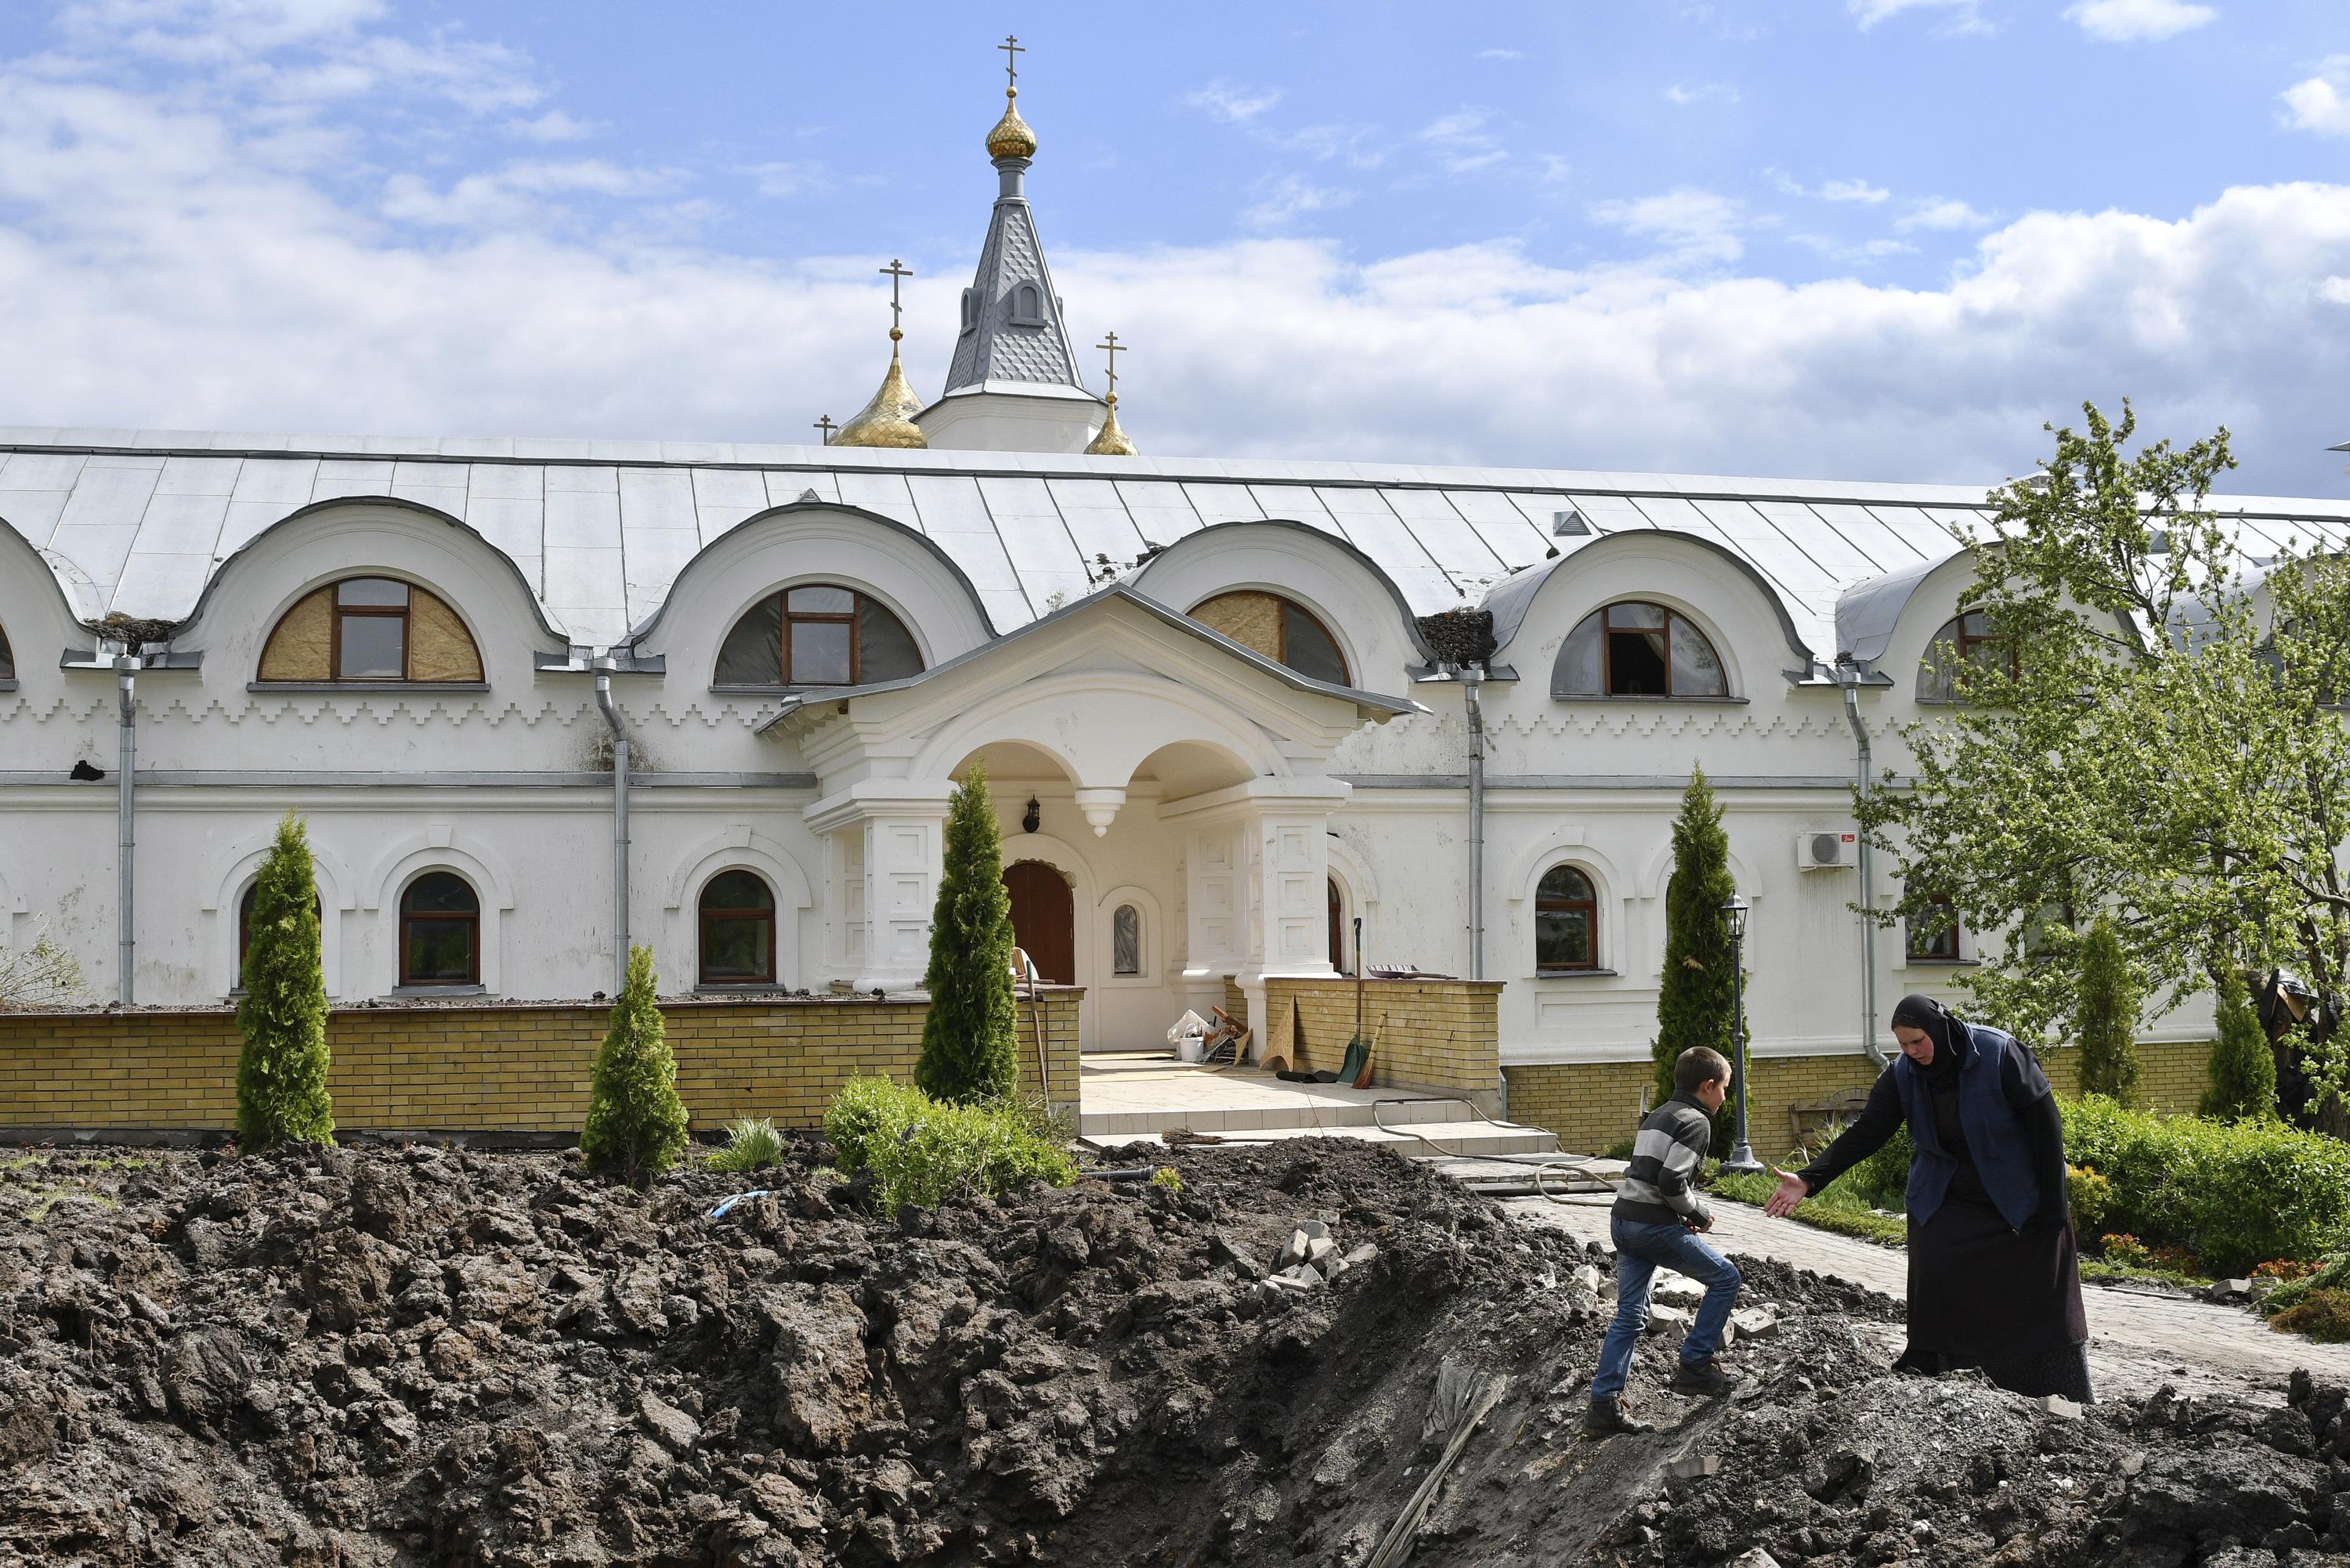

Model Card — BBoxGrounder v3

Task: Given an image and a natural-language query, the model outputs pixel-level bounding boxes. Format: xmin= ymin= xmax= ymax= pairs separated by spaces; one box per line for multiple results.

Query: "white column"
xmin=804 ymin=781 xmax=955 ymax=992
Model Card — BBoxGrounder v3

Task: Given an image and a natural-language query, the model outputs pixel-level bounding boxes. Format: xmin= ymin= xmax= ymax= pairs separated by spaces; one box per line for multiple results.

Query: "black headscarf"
xmin=1891 ymin=992 xmax=1965 ymax=1086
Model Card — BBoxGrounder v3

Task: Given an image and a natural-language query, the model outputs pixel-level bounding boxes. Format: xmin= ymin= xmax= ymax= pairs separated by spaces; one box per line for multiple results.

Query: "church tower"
xmin=914 ymin=39 xmax=1110 ymax=454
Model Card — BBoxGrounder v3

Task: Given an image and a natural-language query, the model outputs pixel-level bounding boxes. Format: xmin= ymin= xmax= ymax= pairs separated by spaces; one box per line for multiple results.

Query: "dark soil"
xmin=0 ymin=1140 xmax=2343 ymax=1566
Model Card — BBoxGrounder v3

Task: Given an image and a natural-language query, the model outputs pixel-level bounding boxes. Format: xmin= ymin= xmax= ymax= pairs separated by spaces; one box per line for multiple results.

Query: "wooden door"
xmin=1003 ymin=861 xmax=1076 ymax=985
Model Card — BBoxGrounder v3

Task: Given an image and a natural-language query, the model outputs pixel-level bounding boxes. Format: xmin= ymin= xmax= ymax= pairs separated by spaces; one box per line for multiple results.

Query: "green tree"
xmin=1856 ymin=400 xmax=2350 ymax=1127
xmin=235 ymin=812 xmax=334 ymax=1148
xmin=2074 ymin=914 xmax=2142 ymax=1106
xmin=1654 ymin=768 xmax=1737 ymax=1152
xmin=2203 ymin=966 xmax=2280 ymax=1122
xmin=916 ymin=764 xmax=1019 ymax=1104
xmin=580 ymin=944 xmax=689 ymax=1185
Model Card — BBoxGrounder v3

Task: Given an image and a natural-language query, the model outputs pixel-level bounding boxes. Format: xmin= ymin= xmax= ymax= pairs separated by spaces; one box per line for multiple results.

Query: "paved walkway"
xmin=1506 ymin=1191 xmax=2350 ymax=1404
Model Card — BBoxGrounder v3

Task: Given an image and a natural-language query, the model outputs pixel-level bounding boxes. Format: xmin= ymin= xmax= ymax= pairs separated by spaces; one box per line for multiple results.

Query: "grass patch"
xmin=703 ymin=1118 xmax=787 ymax=1173
xmin=1708 ymin=1169 xmax=1908 ymax=1247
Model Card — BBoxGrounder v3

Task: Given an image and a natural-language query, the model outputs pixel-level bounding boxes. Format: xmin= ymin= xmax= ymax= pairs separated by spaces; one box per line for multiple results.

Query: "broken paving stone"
xmin=1570 ymin=1263 xmax=1603 ymax=1295
xmin=1730 ymin=1307 xmax=1781 ymax=1340
xmin=1666 ymin=1452 xmax=1722 ymax=1480
xmin=1304 ymin=1235 xmax=1337 ymax=1267
xmin=1275 ymin=1229 xmax=1312 ymax=1270
xmin=1297 ymin=1219 xmax=1331 ymax=1242
xmin=1644 ymin=1305 xmax=1690 ymax=1337
xmin=1725 ymin=1552 xmax=1781 ymax=1568
xmin=2038 ymin=1395 xmax=2084 ymax=1421
xmin=1651 ymin=1274 xmax=1705 ymax=1307
xmin=1343 ymin=1242 xmax=1378 ymax=1267
xmin=1273 ymin=1264 xmax=1325 ymax=1288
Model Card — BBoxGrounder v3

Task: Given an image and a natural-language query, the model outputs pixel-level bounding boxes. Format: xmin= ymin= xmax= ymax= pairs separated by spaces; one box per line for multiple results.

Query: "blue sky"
xmin=2 ymin=0 xmax=2348 ymax=492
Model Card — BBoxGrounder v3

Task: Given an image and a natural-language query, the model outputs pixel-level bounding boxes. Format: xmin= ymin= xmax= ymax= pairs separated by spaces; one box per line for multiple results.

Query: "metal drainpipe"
xmin=1459 ymin=663 xmax=1502 ymax=1117
xmin=1838 ymin=663 xmax=1889 ymax=1067
xmin=592 ymin=659 xmax=630 ymax=993
xmin=115 ymin=649 xmax=139 ymax=1006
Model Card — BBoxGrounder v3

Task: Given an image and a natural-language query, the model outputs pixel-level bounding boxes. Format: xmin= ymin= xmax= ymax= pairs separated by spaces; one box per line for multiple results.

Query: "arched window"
xmin=258 ymin=576 xmax=483 ymax=683
xmin=1010 ymin=282 xmax=1043 ymax=325
xmin=1535 ymin=865 xmax=1599 ymax=974
xmin=399 ymin=872 xmax=479 ymax=987
xmin=1917 ymin=612 xmax=2016 ymax=702
xmin=700 ymin=869 xmax=777 ymax=985
xmin=960 ymin=288 xmax=978 ymax=333
xmin=237 ymin=880 xmax=323 ymax=988
xmin=1329 ymin=877 xmax=1347 ymax=972
xmin=0 ymin=619 xmax=14 ymax=681
xmin=1189 ymin=591 xmax=1350 ymax=685
xmin=1907 ymin=889 xmax=1962 ymax=963
xmin=714 ymin=585 xmax=924 ymax=688
xmin=1553 ymin=602 xmax=1727 ymax=699
xmin=1112 ymin=903 xmax=1141 ymax=977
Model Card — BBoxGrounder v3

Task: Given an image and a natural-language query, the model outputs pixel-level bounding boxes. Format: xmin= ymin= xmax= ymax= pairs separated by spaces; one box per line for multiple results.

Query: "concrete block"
xmin=1665 ymin=1451 xmax=1720 ymax=1480
xmin=1643 ymin=1304 xmax=1689 ymax=1337
xmin=2038 ymin=1395 xmax=2083 ymax=1421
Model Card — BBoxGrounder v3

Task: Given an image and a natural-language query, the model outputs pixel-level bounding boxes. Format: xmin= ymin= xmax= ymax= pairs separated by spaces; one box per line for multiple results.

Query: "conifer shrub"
xmin=234 ymin=812 xmax=334 ymax=1149
xmin=822 ymin=1075 xmax=1074 ymax=1216
xmin=2202 ymin=966 xmax=2280 ymax=1122
xmin=915 ymin=764 xmax=1019 ymax=1104
xmin=2074 ymin=914 xmax=2142 ymax=1106
xmin=580 ymin=945 xmax=689 ymax=1186
xmin=1653 ymin=768 xmax=1737 ymax=1153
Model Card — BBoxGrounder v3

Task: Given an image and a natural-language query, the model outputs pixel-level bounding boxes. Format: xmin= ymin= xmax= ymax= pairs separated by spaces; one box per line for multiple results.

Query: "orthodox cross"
xmin=879 ymin=259 xmax=912 ymax=338
xmin=1095 ymin=331 xmax=1126 ymax=399
xmin=998 ymin=34 xmax=1024 ymax=92
xmin=814 ymin=414 xmax=837 ymax=445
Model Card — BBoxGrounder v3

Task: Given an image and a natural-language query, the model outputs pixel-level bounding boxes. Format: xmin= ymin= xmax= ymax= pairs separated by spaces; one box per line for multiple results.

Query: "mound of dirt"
xmin=0 ymin=1140 xmax=2341 ymax=1566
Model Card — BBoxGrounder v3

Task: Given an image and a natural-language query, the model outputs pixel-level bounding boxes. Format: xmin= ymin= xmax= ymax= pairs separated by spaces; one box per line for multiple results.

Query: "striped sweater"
xmin=1613 ymin=1093 xmax=1715 ymax=1227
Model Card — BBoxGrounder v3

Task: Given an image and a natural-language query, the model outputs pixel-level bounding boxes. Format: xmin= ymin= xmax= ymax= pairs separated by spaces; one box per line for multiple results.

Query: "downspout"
xmin=1459 ymin=663 xmax=1500 ymax=1118
xmin=115 ymin=648 xmax=139 ymax=1006
xmin=592 ymin=659 xmax=630 ymax=993
xmin=1838 ymin=661 xmax=1889 ymax=1067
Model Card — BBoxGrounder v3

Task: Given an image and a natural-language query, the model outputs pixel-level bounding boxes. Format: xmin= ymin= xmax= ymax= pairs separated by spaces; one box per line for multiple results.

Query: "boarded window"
xmin=258 ymin=578 xmax=483 ymax=683
xmin=1190 ymin=591 xmax=1352 ymax=685
xmin=714 ymin=587 xmax=924 ymax=687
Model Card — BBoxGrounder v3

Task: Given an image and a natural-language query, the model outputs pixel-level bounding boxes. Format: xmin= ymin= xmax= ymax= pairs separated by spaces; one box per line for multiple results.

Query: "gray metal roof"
xmin=7 ymin=427 xmax=2350 ymax=658
xmin=941 ymin=182 xmax=1090 ymax=400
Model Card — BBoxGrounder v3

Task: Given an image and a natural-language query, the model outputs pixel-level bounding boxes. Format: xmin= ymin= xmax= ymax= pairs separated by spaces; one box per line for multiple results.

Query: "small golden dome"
xmin=986 ymin=88 xmax=1037 ymax=160
xmin=1084 ymin=394 xmax=1137 ymax=457
xmin=833 ymin=338 xmax=928 ymax=450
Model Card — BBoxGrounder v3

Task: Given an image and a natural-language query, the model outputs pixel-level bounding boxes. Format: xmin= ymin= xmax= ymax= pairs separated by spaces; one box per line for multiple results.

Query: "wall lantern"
xmin=1022 ymin=797 xmax=1041 ymax=833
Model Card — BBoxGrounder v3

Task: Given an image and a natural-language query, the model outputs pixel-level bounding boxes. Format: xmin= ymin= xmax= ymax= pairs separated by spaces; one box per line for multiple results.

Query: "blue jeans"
xmin=1589 ymin=1213 xmax=1743 ymax=1403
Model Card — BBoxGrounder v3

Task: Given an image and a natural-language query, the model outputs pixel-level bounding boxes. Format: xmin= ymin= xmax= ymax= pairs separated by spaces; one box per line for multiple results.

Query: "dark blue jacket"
xmin=1893 ymin=1021 xmax=2042 ymax=1229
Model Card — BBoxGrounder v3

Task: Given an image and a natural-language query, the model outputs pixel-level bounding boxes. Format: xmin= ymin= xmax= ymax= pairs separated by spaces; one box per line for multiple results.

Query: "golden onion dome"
xmin=832 ymin=334 xmax=928 ymax=450
xmin=1084 ymin=395 xmax=1137 ymax=457
xmin=986 ymin=88 xmax=1038 ymax=160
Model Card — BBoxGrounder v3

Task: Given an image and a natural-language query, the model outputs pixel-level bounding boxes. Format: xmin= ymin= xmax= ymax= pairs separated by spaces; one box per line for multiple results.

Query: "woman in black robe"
xmin=1765 ymin=993 xmax=2092 ymax=1402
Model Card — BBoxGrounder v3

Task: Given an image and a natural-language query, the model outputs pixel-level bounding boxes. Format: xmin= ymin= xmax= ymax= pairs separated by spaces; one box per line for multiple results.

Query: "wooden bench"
xmin=1788 ymin=1086 xmax=1873 ymax=1154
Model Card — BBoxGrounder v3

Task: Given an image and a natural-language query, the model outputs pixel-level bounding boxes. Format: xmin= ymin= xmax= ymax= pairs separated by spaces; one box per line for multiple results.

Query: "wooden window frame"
xmin=1191 ymin=591 xmax=1352 ymax=685
xmin=1535 ymin=865 xmax=1600 ymax=974
xmin=719 ymin=585 xmax=921 ymax=688
xmin=698 ymin=873 xmax=779 ymax=986
xmin=1598 ymin=602 xmax=1723 ymax=699
xmin=330 ymin=579 xmax=412 ymax=681
xmin=398 ymin=873 xmax=480 ymax=988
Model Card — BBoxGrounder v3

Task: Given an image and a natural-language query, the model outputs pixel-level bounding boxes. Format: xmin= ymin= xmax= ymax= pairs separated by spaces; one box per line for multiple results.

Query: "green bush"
xmin=1849 ymin=1123 xmax=1914 ymax=1211
xmin=2066 ymin=1165 xmax=2113 ymax=1234
xmin=235 ymin=813 xmax=334 ymax=1150
xmin=2269 ymin=1288 xmax=2350 ymax=1343
xmin=2074 ymin=914 xmax=2142 ymax=1107
xmin=2259 ymin=1253 xmax=2350 ymax=1317
xmin=915 ymin=764 xmax=1019 ymax=1104
xmin=580 ymin=945 xmax=690 ymax=1187
xmin=822 ymin=1075 xmax=1075 ymax=1216
xmin=705 ymin=1118 xmax=786 ymax=1173
xmin=2063 ymin=1095 xmax=2350 ymax=1276
xmin=2202 ymin=966 xmax=2279 ymax=1122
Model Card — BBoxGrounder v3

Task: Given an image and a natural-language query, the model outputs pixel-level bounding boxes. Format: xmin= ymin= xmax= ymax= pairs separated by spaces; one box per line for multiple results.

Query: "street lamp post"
xmin=1720 ymin=893 xmax=1763 ymax=1173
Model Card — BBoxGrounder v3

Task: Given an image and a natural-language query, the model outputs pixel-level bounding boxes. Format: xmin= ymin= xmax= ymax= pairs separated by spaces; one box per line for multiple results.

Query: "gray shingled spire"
xmin=942 ymin=121 xmax=1090 ymax=399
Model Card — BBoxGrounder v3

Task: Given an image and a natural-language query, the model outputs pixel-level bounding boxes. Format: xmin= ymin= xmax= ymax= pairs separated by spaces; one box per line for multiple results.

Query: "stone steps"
xmin=1079 ymin=1117 xmax=1560 ymax=1160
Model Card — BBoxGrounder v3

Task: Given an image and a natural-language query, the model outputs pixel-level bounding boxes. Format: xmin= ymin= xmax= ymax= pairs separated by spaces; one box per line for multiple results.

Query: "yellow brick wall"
xmin=0 ymin=990 xmax=1081 ymax=1136
xmin=1506 ymin=1037 xmax=2215 ymax=1156
xmin=1257 ymin=977 xmax=1504 ymax=1097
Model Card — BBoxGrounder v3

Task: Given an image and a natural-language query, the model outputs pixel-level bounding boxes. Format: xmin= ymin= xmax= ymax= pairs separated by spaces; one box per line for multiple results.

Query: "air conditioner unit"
xmin=1796 ymin=830 xmax=1859 ymax=871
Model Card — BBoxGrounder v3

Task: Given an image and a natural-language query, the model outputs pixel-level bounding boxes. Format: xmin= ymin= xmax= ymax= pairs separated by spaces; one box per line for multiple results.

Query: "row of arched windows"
xmin=1531 ymin=862 xmax=1972 ymax=975
xmin=233 ymin=867 xmax=786 ymax=991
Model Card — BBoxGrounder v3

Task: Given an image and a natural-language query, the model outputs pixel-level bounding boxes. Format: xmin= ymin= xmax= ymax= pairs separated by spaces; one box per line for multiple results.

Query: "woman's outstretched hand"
xmin=1763 ymin=1164 xmax=1808 ymax=1218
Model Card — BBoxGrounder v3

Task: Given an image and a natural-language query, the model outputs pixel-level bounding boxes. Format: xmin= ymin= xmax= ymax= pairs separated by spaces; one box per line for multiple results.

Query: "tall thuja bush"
xmin=2203 ymin=966 xmax=2279 ymax=1122
xmin=235 ymin=812 xmax=334 ymax=1148
xmin=581 ymin=944 xmax=689 ymax=1185
xmin=916 ymin=763 xmax=1018 ymax=1104
xmin=1654 ymin=768 xmax=1737 ymax=1153
xmin=2075 ymin=914 xmax=2142 ymax=1107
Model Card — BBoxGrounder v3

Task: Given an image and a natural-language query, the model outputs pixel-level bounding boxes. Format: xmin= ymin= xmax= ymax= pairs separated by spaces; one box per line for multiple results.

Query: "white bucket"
xmin=1177 ymin=1034 xmax=1206 ymax=1064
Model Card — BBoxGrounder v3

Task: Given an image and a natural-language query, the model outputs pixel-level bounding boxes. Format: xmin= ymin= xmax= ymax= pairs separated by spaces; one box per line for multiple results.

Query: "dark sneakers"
xmin=1670 ymin=1356 xmax=1737 ymax=1397
xmin=1584 ymin=1397 xmax=1653 ymax=1436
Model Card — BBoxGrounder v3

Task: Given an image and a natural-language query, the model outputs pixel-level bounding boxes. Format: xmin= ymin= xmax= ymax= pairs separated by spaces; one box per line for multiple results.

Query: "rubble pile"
xmin=0 ymin=1140 xmax=2341 ymax=1566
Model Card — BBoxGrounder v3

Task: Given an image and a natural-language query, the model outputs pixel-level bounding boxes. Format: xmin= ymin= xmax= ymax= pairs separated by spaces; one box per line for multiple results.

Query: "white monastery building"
xmin=2 ymin=67 xmax=2341 ymax=1096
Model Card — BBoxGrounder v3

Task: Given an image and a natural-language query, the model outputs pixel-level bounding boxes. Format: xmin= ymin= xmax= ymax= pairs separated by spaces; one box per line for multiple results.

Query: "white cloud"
xmin=1847 ymin=0 xmax=1989 ymax=33
xmin=1591 ymin=188 xmax=1744 ymax=263
xmin=380 ymin=158 xmax=682 ymax=228
xmin=1419 ymin=108 xmax=1505 ymax=173
xmin=744 ymin=161 xmax=822 ymax=199
xmin=1664 ymin=81 xmax=1740 ymax=107
xmin=2065 ymin=0 xmax=2216 ymax=42
xmin=1820 ymin=178 xmax=1890 ymax=204
xmin=1898 ymin=196 xmax=1996 ymax=230
xmin=2283 ymin=59 xmax=2350 ymax=137
xmin=2320 ymin=277 xmax=2350 ymax=305
xmin=1183 ymin=79 xmax=1282 ymax=124
xmin=1242 ymin=174 xmax=1351 ymax=229
xmin=1477 ymin=48 xmax=1523 ymax=60
xmin=508 ymin=109 xmax=594 ymax=143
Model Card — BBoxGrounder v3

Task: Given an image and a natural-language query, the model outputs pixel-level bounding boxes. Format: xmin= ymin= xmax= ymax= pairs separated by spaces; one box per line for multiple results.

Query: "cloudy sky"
xmin=2 ymin=0 xmax=2348 ymax=493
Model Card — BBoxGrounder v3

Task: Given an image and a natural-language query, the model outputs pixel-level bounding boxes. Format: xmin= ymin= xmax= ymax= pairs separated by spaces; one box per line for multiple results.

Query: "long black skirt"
xmin=1896 ymin=1193 xmax=2093 ymax=1403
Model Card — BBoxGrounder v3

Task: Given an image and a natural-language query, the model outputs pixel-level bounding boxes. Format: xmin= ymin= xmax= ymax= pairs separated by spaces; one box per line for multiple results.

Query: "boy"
xmin=1585 ymin=1046 xmax=1744 ymax=1436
